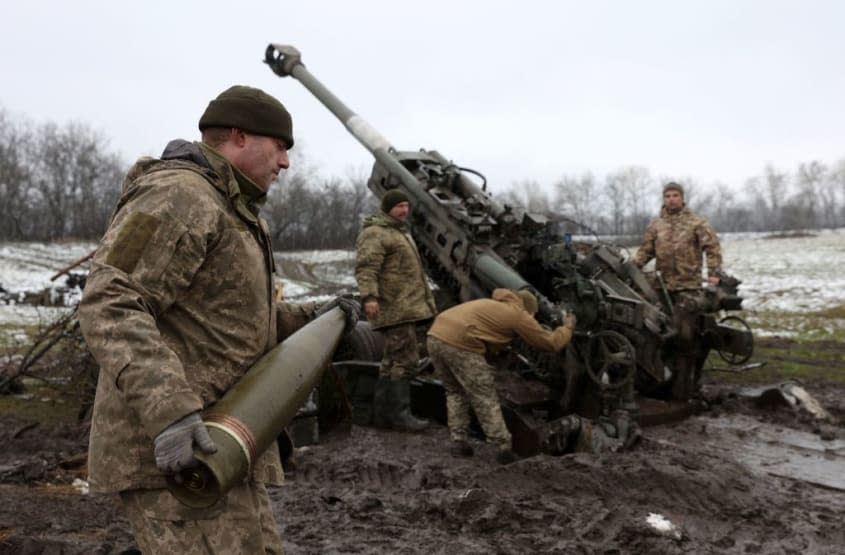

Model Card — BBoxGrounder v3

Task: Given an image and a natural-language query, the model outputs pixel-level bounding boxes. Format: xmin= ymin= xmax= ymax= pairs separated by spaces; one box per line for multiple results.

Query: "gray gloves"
xmin=315 ymin=295 xmax=359 ymax=334
xmin=153 ymin=412 xmax=217 ymax=474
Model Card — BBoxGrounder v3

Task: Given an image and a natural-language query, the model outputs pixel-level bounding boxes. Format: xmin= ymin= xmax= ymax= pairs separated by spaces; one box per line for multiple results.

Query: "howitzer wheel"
xmin=584 ymin=330 xmax=636 ymax=391
xmin=716 ymin=315 xmax=753 ymax=365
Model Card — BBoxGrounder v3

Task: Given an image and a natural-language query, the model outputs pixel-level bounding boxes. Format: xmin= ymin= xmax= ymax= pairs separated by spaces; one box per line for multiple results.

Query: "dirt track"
xmin=1 ymin=380 xmax=844 ymax=555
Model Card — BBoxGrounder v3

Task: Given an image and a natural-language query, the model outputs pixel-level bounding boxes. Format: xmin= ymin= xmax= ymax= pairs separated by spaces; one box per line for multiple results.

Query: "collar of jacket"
xmin=660 ymin=205 xmax=690 ymax=219
xmin=197 ymin=142 xmax=267 ymax=224
xmin=362 ymin=211 xmax=407 ymax=231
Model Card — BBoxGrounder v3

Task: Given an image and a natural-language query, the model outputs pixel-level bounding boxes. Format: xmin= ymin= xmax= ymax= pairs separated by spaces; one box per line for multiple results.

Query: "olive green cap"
xmin=516 ymin=289 xmax=538 ymax=314
xmin=199 ymin=85 xmax=294 ymax=148
xmin=381 ymin=189 xmax=410 ymax=213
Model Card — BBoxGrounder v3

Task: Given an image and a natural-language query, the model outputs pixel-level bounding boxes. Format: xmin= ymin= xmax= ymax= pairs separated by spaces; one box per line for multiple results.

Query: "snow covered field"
xmin=0 ymin=243 xmax=357 ymax=332
xmin=1 ymin=229 xmax=843 ymax=337
xmin=721 ymin=228 xmax=845 ymax=314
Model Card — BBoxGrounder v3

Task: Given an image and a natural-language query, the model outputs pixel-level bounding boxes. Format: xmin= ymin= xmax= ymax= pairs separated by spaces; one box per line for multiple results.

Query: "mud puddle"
xmin=689 ymin=413 xmax=845 ymax=491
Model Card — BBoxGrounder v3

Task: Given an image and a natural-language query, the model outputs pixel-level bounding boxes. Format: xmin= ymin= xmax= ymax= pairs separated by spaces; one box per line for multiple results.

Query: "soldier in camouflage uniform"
xmin=355 ymin=189 xmax=437 ymax=431
xmin=632 ymin=181 xmax=723 ymax=399
xmin=427 ymin=289 xmax=576 ymax=464
xmin=79 ymin=85 xmax=356 ymax=554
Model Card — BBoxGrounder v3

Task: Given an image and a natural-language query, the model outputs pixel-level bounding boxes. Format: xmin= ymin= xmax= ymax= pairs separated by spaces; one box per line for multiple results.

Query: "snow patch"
xmin=645 ymin=512 xmax=681 ymax=539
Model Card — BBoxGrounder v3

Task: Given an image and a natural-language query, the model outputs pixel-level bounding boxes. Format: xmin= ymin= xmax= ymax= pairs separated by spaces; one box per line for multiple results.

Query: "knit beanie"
xmin=381 ymin=189 xmax=410 ymax=213
xmin=516 ymin=290 xmax=539 ymax=314
xmin=199 ymin=85 xmax=294 ymax=148
xmin=662 ymin=181 xmax=684 ymax=198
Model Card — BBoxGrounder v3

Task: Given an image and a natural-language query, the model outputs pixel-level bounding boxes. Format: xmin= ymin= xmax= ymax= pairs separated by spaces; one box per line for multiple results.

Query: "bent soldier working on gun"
xmin=355 ymin=189 xmax=437 ymax=432
xmin=427 ymin=289 xmax=576 ymax=464
xmin=632 ymin=181 xmax=722 ymax=400
xmin=79 ymin=85 xmax=357 ymax=554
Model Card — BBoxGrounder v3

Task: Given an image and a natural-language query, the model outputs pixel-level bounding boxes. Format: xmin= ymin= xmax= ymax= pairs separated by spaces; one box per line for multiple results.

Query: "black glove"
xmin=315 ymin=295 xmax=359 ymax=335
xmin=153 ymin=412 xmax=217 ymax=474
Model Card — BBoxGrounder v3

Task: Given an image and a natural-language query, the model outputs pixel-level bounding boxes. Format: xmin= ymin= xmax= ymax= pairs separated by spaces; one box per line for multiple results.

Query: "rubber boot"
xmin=371 ymin=377 xmax=393 ymax=429
xmin=671 ymin=356 xmax=695 ymax=401
xmin=389 ymin=379 xmax=429 ymax=432
xmin=450 ymin=440 xmax=474 ymax=457
xmin=496 ymin=449 xmax=518 ymax=465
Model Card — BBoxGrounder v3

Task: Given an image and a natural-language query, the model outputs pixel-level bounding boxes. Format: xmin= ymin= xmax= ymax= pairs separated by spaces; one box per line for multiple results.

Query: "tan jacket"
xmin=355 ymin=212 xmax=436 ymax=329
xmin=427 ymin=289 xmax=574 ymax=354
xmin=633 ymin=206 xmax=722 ymax=290
xmin=79 ymin=140 xmax=313 ymax=493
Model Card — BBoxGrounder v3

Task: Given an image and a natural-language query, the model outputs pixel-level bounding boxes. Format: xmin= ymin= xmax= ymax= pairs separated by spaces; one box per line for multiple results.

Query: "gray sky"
xmin=3 ymin=1 xmax=843 ymax=195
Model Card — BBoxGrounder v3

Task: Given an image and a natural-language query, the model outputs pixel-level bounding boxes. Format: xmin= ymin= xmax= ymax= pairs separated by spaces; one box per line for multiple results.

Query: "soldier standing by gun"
xmin=79 ymin=85 xmax=357 ymax=554
xmin=427 ymin=289 xmax=576 ymax=464
xmin=355 ymin=189 xmax=437 ymax=431
xmin=632 ymin=181 xmax=723 ymax=400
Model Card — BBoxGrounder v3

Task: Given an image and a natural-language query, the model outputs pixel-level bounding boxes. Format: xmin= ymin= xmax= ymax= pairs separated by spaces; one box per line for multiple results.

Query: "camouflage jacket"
xmin=79 ymin=140 xmax=314 ymax=494
xmin=428 ymin=288 xmax=573 ymax=354
xmin=355 ymin=212 xmax=436 ymax=329
xmin=632 ymin=206 xmax=722 ymax=290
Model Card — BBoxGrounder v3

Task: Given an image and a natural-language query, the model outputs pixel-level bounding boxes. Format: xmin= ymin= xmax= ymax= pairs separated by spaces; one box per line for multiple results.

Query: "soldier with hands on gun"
xmin=79 ymin=85 xmax=357 ymax=554
xmin=355 ymin=189 xmax=437 ymax=432
xmin=426 ymin=289 xmax=576 ymax=464
xmin=632 ymin=181 xmax=723 ymax=399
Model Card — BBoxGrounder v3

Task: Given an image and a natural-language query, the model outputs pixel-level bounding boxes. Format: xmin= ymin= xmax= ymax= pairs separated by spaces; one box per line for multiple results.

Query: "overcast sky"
xmin=3 ymin=1 xmax=843 ymax=195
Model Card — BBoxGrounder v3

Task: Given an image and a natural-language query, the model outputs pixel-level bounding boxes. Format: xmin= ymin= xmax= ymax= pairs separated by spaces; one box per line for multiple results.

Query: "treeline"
xmin=2 ymin=107 xmax=844 ymax=248
xmin=0 ymin=108 xmax=376 ymax=248
xmin=0 ymin=110 xmax=124 ymax=241
xmin=501 ymin=163 xmax=845 ymax=236
xmin=262 ymin=163 xmax=378 ymax=250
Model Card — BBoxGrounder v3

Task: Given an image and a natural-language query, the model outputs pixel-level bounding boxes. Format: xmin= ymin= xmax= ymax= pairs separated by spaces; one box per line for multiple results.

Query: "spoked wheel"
xmin=584 ymin=330 xmax=637 ymax=390
xmin=716 ymin=315 xmax=754 ymax=365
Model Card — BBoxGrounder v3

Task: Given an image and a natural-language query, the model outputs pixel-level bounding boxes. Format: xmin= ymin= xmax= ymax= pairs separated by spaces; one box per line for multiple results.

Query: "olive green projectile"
xmin=167 ymin=307 xmax=346 ymax=508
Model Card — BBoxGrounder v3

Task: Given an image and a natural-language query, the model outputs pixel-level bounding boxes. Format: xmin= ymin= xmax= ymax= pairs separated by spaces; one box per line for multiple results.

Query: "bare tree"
xmin=793 ymin=161 xmax=826 ymax=228
xmin=0 ymin=109 xmax=33 ymax=239
xmin=602 ymin=172 xmax=627 ymax=236
xmin=493 ymin=179 xmax=552 ymax=221
xmin=0 ymin=111 xmax=125 ymax=241
xmin=765 ymin=164 xmax=789 ymax=226
xmin=553 ymin=172 xmax=598 ymax=229
xmin=829 ymin=158 xmax=845 ymax=227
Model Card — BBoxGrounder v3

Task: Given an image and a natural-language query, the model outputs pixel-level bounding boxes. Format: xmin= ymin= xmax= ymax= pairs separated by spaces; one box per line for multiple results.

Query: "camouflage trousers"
xmin=379 ymin=322 xmax=425 ymax=380
xmin=427 ymin=336 xmax=511 ymax=451
xmin=669 ymin=291 xmax=705 ymax=400
xmin=120 ymin=482 xmax=284 ymax=554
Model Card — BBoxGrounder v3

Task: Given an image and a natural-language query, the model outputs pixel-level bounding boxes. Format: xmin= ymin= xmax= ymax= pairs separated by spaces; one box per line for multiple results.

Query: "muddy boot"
xmin=371 ymin=377 xmax=393 ymax=429
xmin=450 ymin=440 xmax=474 ymax=457
xmin=671 ymin=357 xmax=695 ymax=401
xmin=496 ymin=449 xmax=518 ymax=465
xmin=389 ymin=379 xmax=429 ymax=432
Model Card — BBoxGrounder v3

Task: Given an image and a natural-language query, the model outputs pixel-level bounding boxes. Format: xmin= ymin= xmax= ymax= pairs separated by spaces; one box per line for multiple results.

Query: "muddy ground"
xmin=2 ymin=355 xmax=845 ymax=555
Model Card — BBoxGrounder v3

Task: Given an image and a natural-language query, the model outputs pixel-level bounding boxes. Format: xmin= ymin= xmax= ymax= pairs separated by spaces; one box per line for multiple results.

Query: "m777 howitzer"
xmin=264 ymin=44 xmax=753 ymax=455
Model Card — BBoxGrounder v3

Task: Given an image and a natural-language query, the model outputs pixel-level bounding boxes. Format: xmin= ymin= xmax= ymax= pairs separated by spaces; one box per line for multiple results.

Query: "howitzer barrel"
xmin=167 ymin=307 xmax=346 ymax=508
xmin=265 ymin=44 xmax=455 ymax=227
xmin=473 ymin=253 xmax=531 ymax=291
xmin=265 ymin=44 xmax=391 ymax=155
xmin=265 ymin=43 xmax=555 ymax=316
xmin=265 ymin=44 xmax=511 ymax=220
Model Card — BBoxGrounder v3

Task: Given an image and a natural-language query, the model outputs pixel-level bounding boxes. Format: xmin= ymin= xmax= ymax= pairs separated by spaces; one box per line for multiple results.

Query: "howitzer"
xmin=167 ymin=307 xmax=346 ymax=508
xmin=263 ymin=44 xmax=747 ymax=453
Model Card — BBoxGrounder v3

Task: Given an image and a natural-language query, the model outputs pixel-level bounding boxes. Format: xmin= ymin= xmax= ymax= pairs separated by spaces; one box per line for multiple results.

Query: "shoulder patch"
xmin=105 ymin=211 xmax=160 ymax=273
